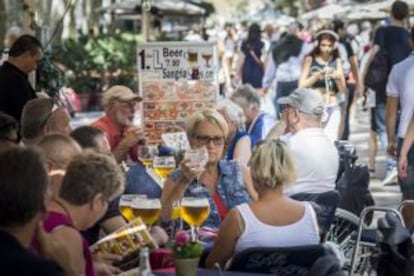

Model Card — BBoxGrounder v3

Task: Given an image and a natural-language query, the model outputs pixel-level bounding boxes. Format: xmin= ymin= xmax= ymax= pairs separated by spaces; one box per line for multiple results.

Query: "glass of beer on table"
xmin=153 ymin=156 xmax=176 ymax=180
xmin=138 ymin=145 xmax=159 ymax=169
xmin=119 ymin=194 xmax=147 ymax=222
xmin=131 ymin=198 xmax=162 ymax=228
xmin=180 ymin=197 xmax=210 ymax=241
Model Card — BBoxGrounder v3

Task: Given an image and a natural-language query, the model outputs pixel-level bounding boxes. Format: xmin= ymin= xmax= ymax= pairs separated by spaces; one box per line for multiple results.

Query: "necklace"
xmin=52 ymin=199 xmax=73 ymax=224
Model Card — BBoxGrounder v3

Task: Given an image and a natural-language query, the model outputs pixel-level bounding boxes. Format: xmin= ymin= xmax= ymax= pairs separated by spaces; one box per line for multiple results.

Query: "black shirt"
xmin=0 ymin=62 xmax=36 ymax=121
xmin=82 ymin=199 xmax=122 ymax=245
xmin=0 ymin=230 xmax=64 ymax=275
xmin=374 ymin=25 xmax=410 ymax=66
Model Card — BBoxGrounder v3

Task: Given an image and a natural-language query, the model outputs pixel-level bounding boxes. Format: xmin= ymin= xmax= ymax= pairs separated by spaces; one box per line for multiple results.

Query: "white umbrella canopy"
xmin=346 ymin=10 xmax=388 ymax=21
xmin=99 ymin=0 xmax=206 ymax=16
xmin=299 ymin=4 xmax=351 ymax=20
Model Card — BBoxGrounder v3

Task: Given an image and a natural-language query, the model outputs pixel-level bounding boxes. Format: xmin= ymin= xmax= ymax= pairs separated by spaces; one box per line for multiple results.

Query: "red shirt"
xmin=212 ymin=193 xmax=228 ymax=221
xmin=92 ymin=115 xmax=138 ymax=161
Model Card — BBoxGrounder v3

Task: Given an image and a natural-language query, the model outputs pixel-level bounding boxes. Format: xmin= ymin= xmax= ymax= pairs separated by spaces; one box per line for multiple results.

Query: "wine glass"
xmin=169 ymin=200 xmax=181 ymax=239
xmin=119 ymin=194 xmax=147 ymax=222
xmin=153 ymin=156 xmax=176 ymax=181
xmin=131 ymin=198 xmax=161 ymax=228
xmin=180 ymin=197 xmax=210 ymax=241
xmin=184 ymin=147 xmax=209 ymax=193
xmin=138 ymin=145 xmax=159 ymax=169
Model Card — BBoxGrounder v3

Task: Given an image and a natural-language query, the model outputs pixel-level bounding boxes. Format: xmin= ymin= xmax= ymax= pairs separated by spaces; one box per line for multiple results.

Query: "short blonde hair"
xmin=217 ymin=99 xmax=246 ymax=131
xmin=186 ymin=109 xmax=229 ymax=139
xmin=249 ymin=139 xmax=296 ymax=188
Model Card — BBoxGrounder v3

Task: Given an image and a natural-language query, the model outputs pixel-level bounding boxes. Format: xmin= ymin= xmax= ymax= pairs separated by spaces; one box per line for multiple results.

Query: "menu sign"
xmin=137 ymin=42 xmax=218 ymax=144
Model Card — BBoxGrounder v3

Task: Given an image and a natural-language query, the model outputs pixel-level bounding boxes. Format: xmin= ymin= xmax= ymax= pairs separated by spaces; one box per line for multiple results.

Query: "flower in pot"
xmin=172 ymin=230 xmax=204 ymax=276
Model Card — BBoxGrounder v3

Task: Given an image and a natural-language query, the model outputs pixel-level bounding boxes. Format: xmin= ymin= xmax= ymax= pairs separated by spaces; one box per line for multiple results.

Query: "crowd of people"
xmin=0 ymin=0 xmax=414 ymax=274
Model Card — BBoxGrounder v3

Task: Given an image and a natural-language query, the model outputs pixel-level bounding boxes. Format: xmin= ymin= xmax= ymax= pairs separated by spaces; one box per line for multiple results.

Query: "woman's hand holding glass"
xmin=183 ymin=147 xmax=208 ymax=193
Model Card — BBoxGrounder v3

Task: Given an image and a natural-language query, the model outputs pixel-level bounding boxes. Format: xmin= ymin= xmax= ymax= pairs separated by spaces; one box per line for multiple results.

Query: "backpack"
xmin=364 ymin=48 xmax=390 ymax=99
xmin=335 ymin=146 xmax=375 ymax=224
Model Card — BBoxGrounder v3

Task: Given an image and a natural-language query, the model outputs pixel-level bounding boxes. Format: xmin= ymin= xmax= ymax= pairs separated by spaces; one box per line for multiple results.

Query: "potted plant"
xmin=171 ymin=230 xmax=204 ymax=276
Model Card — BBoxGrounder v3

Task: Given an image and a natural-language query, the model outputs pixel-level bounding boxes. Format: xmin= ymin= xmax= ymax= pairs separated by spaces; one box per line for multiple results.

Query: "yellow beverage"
xmin=141 ymin=159 xmax=153 ymax=168
xmin=153 ymin=166 xmax=174 ymax=179
xmin=181 ymin=205 xmax=210 ymax=227
xmin=133 ymin=207 xmax=161 ymax=226
xmin=170 ymin=206 xmax=181 ymax=220
xmin=119 ymin=205 xmax=135 ymax=222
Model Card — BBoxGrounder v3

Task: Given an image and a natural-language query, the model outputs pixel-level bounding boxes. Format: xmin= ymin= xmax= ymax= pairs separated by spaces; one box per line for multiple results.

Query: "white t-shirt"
xmin=283 ymin=128 xmax=339 ymax=196
xmin=234 ymin=202 xmax=320 ymax=254
xmin=386 ymin=53 xmax=414 ymax=138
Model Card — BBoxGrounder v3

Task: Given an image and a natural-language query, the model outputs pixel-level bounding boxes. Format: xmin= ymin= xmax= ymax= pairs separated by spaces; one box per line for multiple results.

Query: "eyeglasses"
xmin=195 ymin=135 xmax=225 ymax=146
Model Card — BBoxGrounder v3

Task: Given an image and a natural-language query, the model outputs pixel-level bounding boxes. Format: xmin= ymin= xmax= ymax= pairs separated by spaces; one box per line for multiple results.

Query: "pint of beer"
xmin=181 ymin=197 xmax=210 ymax=227
xmin=132 ymin=198 xmax=161 ymax=227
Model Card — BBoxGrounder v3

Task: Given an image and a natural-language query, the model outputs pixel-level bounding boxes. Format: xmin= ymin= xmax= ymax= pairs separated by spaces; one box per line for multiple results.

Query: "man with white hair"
xmin=278 ymin=88 xmax=339 ymax=196
xmin=92 ymin=85 xmax=144 ymax=163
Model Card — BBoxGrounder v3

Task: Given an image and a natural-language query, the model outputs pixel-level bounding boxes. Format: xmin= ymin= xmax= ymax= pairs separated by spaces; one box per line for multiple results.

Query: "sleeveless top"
xmin=309 ymin=57 xmax=338 ymax=92
xmin=44 ymin=211 xmax=96 ymax=276
xmin=170 ymin=160 xmax=251 ymax=228
xmin=234 ymin=202 xmax=320 ymax=254
xmin=224 ymin=130 xmax=249 ymax=161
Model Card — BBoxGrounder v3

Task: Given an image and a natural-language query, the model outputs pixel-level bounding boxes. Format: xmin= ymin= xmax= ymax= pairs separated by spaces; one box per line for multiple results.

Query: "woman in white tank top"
xmin=205 ymin=139 xmax=320 ymax=269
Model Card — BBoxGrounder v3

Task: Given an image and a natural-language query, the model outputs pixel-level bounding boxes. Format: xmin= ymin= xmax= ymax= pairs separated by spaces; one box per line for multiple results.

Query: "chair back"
xmin=291 ymin=190 xmax=341 ymax=240
xmin=228 ymin=244 xmax=334 ymax=275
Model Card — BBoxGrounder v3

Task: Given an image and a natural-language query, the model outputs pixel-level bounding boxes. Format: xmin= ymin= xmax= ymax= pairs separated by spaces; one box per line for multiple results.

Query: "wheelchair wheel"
xmin=327 ymin=208 xmax=372 ymax=274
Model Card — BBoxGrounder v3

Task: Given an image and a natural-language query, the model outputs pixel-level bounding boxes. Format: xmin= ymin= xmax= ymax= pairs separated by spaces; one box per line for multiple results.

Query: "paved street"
xmin=349 ymin=104 xmax=401 ymax=211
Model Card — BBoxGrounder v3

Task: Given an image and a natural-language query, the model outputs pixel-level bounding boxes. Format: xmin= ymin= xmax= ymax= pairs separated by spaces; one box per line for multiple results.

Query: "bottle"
xmin=138 ymin=247 xmax=153 ymax=276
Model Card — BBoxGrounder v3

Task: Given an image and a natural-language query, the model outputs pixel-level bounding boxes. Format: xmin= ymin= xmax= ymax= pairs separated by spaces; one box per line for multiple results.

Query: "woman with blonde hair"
xmin=205 ymin=139 xmax=319 ymax=269
xmin=161 ymin=109 xmax=252 ymax=228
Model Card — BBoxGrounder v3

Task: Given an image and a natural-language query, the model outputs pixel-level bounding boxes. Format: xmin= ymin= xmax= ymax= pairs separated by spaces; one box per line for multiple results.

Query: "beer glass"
xmin=132 ymin=198 xmax=162 ymax=228
xmin=119 ymin=194 xmax=147 ymax=222
xmin=184 ymin=147 xmax=208 ymax=193
xmin=170 ymin=200 xmax=181 ymax=239
xmin=181 ymin=197 xmax=210 ymax=241
xmin=153 ymin=156 xmax=176 ymax=180
xmin=138 ymin=145 xmax=158 ymax=169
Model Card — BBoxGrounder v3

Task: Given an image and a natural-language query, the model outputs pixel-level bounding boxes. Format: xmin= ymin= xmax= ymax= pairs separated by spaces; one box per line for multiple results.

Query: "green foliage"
xmin=173 ymin=241 xmax=204 ymax=259
xmin=36 ymin=50 xmax=66 ymax=98
xmin=51 ymin=33 xmax=142 ymax=94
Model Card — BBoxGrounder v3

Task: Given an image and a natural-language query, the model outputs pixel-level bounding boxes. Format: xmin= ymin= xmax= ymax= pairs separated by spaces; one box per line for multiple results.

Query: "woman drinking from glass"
xmin=161 ymin=109 xmax=252 ymax=228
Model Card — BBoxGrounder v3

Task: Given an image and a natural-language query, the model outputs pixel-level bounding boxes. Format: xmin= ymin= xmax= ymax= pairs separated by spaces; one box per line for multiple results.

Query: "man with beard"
xmin=92 ymin=85 xmax=144 ymax=163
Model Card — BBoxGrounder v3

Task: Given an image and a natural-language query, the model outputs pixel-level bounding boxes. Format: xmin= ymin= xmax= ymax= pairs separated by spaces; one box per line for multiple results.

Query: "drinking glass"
xmin=131 ymin=198 xmax=162 ymax=228
xmin=138 ymin=145 xmax=159 ymax=169
xmin=184 ymin=147 xmax=209 ymax=193
xmin=181 ymin=197 xmax=210 ymax=241
xmin=119 ymin=194 xmax=147 ymax=222
xmin=153 ymin=156 xmax=176 ymax=180
xmin=169 ymin=200 xmax=181 ymax=239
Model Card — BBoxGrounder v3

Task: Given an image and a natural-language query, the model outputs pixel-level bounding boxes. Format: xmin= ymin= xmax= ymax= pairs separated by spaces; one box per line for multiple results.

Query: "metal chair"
xmin=228 ymin=244 xmax=336 ymax=275
xmin=348 ymin=206 xmax=405 ymax=276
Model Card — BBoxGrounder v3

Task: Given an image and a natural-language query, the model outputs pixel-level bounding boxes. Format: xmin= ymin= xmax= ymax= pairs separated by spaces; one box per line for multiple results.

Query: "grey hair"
xmin=217 ymin=98 xmax=246 ymax=131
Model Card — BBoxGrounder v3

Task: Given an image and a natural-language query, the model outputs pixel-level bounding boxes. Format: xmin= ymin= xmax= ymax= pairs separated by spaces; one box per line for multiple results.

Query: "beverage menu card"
xmin=161 ymin=131 xmax=190 ymax=151
xmin=137 ymin=42 xmax=218 ymax=144
xmin=90 ymin=217 xmax=158 ymax=258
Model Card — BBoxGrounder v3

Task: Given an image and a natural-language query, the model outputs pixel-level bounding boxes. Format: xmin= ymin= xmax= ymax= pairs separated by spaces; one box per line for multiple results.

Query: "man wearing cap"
xmin=92 ymin=85 xmax=144 ymax=163
xmin=277 ymin=88 xmax=339 ymax=196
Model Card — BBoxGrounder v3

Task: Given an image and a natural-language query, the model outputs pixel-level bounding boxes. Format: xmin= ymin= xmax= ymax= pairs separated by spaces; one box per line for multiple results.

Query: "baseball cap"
xmin=102 ymin=85 xmax=142 ymax=106
xmin=277 ymin=88 xmax=325 ymax=116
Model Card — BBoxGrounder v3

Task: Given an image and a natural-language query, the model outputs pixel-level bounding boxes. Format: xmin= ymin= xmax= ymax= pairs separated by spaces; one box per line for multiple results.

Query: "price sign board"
xmin=137 ymin=42 xmax=218 ymax=144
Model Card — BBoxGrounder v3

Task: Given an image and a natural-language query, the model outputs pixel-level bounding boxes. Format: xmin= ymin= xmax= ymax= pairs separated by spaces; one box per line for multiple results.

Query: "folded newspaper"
xmin=90 ymin=217 xmax=158 ymax=258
